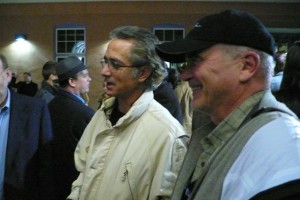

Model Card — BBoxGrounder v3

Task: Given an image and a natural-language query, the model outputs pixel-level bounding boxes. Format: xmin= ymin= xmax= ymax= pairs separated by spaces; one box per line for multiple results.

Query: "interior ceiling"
xmin=0 ymin=0 xmax=299 ymax=3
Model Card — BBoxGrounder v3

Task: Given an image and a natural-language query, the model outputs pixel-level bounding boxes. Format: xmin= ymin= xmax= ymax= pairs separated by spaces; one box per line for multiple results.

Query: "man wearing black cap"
xmin=48 ymin=56 xmax=95 ymax=200
xmin=156 ymin=9 xmax=300 ymax=200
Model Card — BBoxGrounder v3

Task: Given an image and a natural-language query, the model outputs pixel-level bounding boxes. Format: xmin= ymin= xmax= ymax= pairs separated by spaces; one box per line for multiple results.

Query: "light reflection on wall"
xmin=4 ymin=40 xmax=37 ymax=72
xmin=10 ymin=40 xmax=35 ymax=56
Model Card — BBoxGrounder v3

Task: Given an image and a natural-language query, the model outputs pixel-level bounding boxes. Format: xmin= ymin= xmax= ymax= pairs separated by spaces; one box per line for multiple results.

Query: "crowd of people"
xmin=0 ymin=8 xmax=300 ymax=200
xmin=9 ymin=72 xmax=38 ymax=96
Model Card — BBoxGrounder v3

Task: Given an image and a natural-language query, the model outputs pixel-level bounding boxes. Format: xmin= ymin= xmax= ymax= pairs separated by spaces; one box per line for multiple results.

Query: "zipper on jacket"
xmin=121 ymin=170 xmax=128 ymax=181
xmin=124 ymin=163 xmax=138 ymax=200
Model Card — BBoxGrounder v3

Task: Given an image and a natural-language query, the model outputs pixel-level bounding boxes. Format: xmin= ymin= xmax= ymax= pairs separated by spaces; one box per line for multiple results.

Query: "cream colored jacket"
xmin=175 ymin=81 xmax=193 ymax=136
xmin=68 ymin=91 xmax=188 ymax=200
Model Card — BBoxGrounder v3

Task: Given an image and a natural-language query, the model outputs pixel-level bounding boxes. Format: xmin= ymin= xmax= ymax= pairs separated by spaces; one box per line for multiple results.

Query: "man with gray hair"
xmin=68 ymin=26 xmax=188 ymax=200
xmin=156 ymin=9 xmax=300 ymax=200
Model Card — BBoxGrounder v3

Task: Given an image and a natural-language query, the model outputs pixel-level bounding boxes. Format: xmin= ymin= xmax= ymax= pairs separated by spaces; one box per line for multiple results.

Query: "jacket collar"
xmin=101 ymin=90 xmax=154 ymax=127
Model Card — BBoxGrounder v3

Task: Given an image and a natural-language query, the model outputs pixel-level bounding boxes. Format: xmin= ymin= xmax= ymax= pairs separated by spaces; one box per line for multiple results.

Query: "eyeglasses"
xmin=100 ymin=58 xmax=134 ymax=70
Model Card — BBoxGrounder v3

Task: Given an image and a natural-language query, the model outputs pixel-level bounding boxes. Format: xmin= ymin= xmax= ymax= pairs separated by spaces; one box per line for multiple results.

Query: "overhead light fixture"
xmin=15 ymin=34 xmax=27 ymax=41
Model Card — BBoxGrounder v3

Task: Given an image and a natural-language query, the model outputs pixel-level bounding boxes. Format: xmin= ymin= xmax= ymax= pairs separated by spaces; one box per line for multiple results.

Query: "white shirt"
xmin=221 ymin=116 xmax=300 ymax=200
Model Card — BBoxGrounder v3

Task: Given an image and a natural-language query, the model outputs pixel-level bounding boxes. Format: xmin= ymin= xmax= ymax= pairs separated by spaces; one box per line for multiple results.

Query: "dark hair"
xmin=274 ymin=51 xmax=286 ymax=74
xmin=166 ymin=68 xmax=179 ymax=89
xmin=42 ymin=61 xmax=57 ymax=80
xmin=109 ymin=26 xmax=165 ymax=90
xmin=23 ymin=72 xmax=31 ymax=76
xmin=280 ymin=43 xmax=300 ymax=90
xmin=274 ymin=42 xmax=300 ymax=117
xmin=0 ymin=54 xmax=9 ymax=70
xmin=58 ymin=73 xmax=78 ymax=88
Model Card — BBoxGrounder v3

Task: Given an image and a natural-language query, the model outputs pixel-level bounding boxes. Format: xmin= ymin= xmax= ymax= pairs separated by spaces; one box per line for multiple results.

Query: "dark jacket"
xmin=48 ymin=89 xmax=95 ymax=200
xmin=154 ymin=80 xmax=183 ymax=124
xmin=16 ymin=81 xmax=38 ymax=97
xmin=273 ymin=88 xmax=300 ymax=118
xmin=4 ymin=90 xmax=54 ymax=200
xmin=35 ymin=81 xmax=59 ymax=103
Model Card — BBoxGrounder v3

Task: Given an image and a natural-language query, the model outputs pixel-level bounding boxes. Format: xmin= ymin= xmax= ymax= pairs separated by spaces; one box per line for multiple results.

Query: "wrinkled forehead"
xmin=108 ymin=39 xmax=134 ymax=51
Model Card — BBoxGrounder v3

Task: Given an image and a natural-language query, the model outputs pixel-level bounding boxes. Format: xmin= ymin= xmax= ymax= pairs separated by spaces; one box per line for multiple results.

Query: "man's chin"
xmin=192 ymin=99 xmax=205 ymax=110
xmin=104 ymin=91 xmax=115 ymax=97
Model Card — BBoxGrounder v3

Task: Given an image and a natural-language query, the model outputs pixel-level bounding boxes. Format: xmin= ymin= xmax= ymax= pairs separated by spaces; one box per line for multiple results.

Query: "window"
xmin=153 ymin=24 xmax=185 ymax=42
xmin=55 ymin=24 xmax=86 ymax=63
xmin=153 ymin=24 xmax=185 ymax=67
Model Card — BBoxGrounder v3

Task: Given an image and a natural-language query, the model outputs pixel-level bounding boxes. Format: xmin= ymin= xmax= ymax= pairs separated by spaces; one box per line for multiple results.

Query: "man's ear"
xmin=6 ymin=69 xmax=12 ymax=83
xmin=68 ymin=78 xmax=76 ymax=88
xmin=138 ymin=67 xmax=152 ymax=83
xmin=239 ymin=51 xmax=260 ymax=83
xmin=50 ymin=73 xmax=57 ymax=81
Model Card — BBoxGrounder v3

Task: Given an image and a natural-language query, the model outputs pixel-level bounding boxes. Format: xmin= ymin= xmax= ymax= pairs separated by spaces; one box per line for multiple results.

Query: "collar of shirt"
xmin=73 ymin=93 xmax=86 ymax=104
xmin=191 ymin=91 xmax=264 ymax=182
xmin=0 ymin=89 xmax=11 ymax=111
xmin=0 ymin=89 xmax=11 ymax=200
xmin=64 ymin=89 xmax=86 ymax=104
xmin=274 ymin=71 xmax=284 ymax=76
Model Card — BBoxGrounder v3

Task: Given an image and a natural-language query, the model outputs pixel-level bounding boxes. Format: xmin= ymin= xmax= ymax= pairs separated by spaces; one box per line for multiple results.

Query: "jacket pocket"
xmin=125 ymin=163 xmax=138 ymax=200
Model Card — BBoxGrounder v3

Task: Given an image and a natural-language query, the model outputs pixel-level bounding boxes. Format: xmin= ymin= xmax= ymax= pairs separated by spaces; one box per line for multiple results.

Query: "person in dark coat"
xmin=154 ymin=79 xmax=183 ymax=124
xmin=48 ymin=56 xmax=95 ymax=200
xmin=0 ymin=54 xmax=54 ymax=200
xmin=15 ymin=72 xmax=38 ymax=96
xmin=274 ymin=41 xmax=300 ymax=117
xmin=154 ymin=67 xmax=183 ymax=124
xmin=35 ymin=60 xmax=59 ymax=103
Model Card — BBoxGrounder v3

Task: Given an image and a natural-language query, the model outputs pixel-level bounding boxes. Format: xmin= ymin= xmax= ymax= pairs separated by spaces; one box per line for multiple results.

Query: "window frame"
xmin=55 ymin=24 xmax=86 ymax=63
xmin=153 ymin=23 xmax=185 ymax=42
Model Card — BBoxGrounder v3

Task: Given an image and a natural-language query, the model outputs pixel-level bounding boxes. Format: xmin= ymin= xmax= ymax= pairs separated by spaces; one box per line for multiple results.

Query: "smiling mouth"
xmin=191 ymin=85 xmax=202 ymax=91
xmin=105 ymin=81 xmax=113 ymax=87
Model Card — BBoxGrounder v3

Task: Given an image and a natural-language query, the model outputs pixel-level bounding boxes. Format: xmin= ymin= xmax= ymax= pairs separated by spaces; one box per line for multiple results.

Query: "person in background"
xmin=48 ymin=56 xmax=95 ymax=200
xmin=156 ymin=9 xmax=300 ymax=200
xmin=0 ymin=54 xmax=54 ymax=200
xmin=154 ymin=66 xmax=183 ymax=124
xmin=271 ymin=51 xmax=287 ymax=92
xmin=167 ymin=67 xmax=179 ymax=89
xmin=8 ymin=72 xmax=17 ymax=92
xmin=174 ymin=63 xmax=194 ymax=136
xmin=16 ymin=72 xmax=38 ymax=96
xmin=35 ymin=61 xmax=59 ymax=103
xmin=80 ymin=92 xmax=90 ymax=106
xmin=97 ymin=82 xmax=110 ymax=109
xmin=67 ymin=26 xmax=187 ymax=200
xmin=274 ymin=41 xmax=300 ymax=117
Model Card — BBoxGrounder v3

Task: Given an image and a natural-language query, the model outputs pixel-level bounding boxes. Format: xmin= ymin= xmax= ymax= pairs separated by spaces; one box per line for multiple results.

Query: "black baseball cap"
xmin=156 ymin=9 xmax=275 ymax=63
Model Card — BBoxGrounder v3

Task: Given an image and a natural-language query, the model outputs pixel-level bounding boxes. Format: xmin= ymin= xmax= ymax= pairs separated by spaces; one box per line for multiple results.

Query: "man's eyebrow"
xmin=104 ymin=56 xmax=124 ymax=64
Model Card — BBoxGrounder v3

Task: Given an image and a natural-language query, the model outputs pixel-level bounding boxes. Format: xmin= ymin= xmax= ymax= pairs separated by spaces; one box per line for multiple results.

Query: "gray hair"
xmin=218 ymin=44 xmax=275 ymax=86
xmin=109 ymin=26 xmax=165 ymax=90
